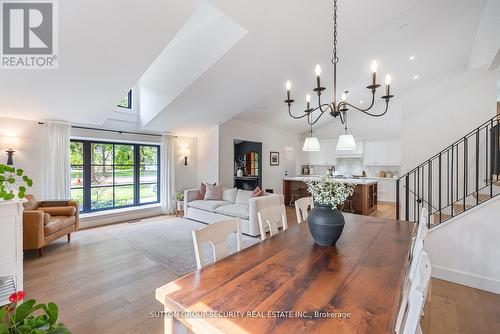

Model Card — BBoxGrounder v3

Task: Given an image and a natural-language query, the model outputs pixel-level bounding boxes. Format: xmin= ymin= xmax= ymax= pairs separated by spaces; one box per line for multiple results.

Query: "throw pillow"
xmin=222 ymin=188 xmax=238 ymax=203
xmin=204 ymin=184 xmax=223 ymax=200
xmin=198 ymin=182 xmax=215 ymax=200
xmin=251 ymin=186 xmax=264 ymax=197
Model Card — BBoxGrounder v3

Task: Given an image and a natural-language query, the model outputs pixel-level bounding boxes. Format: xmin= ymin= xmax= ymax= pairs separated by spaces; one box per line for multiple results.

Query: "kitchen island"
xmin=283 ymin=176 xmax=378 ymax=215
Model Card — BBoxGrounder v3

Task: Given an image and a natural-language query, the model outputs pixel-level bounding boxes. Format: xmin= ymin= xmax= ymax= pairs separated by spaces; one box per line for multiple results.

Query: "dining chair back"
xmin=395 ymin=238 xmax=425 ymax=333
xmin=257 ymin=204 xmax=288 ymax=240
xmin=416 ymin=208 xmax=429 ymax=242
xmin=401 ymin=251 xmax=432 ymax=334
xmin=192 ymin=218 xmax=241 ymax=270
xmin=294 ymin=197 xmax=314 ymax=224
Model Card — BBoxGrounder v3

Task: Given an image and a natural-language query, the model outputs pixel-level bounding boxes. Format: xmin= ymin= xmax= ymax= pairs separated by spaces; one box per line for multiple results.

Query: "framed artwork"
xmin=270 ymin=151 xmax=279 ymax=166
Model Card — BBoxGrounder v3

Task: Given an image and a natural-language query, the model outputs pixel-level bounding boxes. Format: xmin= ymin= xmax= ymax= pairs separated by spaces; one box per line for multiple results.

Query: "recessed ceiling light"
xmin=359 ymin=100 xmax=363 ymax=104
xmin=409 ymin=55 xmax=415 ymax=61
xmin=413 ymin=75 xmax=419 ymax=79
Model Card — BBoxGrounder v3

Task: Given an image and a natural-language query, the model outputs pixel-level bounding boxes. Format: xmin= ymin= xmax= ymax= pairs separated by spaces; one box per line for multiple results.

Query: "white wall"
xmin=0 ymin=118 xmax=46 ymax=199
xmin=197 ymin=125 xmax=219 ymax=185
xmin=174 ymin=136 xmax=198 ymax=192
xmin=401 ymin=68 xmax=498 ymax=173
xmin=218 ymin=119 xmax=300 ymax=194
xmin=425 ymin=196 xmax=500 ymax=294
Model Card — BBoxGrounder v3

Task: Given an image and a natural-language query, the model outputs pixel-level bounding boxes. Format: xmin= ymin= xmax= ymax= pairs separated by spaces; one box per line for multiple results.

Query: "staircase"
xmin=396 ymin=114 xmax=500 ymax=228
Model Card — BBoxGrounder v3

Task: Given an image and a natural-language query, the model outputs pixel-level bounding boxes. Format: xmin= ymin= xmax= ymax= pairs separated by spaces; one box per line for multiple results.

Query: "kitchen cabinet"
xmin=374 ymin=178 xmax=396 ymax=202
xmin=363 ymin=139 xmax=401 ymax=166
xmin=301 ymin=139 xmax=337 ymax=165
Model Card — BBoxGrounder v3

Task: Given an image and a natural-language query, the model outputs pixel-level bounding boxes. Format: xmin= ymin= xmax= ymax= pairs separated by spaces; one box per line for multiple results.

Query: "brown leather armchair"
xmin=23 ymin=195 xmax=79 ymax=256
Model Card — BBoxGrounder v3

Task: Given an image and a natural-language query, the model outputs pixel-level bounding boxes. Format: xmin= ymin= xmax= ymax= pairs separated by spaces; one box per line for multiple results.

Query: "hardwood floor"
xmin=23 ymin=208 xmax=500 ymax=334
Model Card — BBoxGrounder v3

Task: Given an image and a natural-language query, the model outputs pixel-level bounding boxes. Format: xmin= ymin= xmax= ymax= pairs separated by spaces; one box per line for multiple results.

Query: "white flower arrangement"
xmin=305 ymin=174 xmax=355 ymax=208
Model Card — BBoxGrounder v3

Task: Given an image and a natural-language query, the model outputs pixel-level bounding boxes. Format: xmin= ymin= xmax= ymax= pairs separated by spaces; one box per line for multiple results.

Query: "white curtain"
xmin=160 ymin=134 xmax=176 ymax=214
xmin=44 ymin=122 xmax=71 ymax=200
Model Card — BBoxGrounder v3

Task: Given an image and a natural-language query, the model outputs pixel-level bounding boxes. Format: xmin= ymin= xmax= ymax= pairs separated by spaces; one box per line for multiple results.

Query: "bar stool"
xmin=342 ymin=195 xmax=355 ymax=213
xmin=289 ymin=187 xmax=300 ymax=206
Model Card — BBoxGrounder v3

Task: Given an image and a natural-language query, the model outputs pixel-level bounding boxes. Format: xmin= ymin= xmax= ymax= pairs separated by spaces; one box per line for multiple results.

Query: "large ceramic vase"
xmin=307 ymin=203 xmax=345 ymax=246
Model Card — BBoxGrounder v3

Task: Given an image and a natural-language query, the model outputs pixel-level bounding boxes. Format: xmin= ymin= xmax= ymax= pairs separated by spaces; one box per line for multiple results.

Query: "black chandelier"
xmin=284 ymin=0 xmax=394 ymax=130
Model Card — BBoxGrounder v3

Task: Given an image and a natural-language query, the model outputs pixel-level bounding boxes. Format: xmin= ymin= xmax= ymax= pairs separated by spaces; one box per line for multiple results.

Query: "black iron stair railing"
xmin=396 ymin=115 xmax=500 ymax=228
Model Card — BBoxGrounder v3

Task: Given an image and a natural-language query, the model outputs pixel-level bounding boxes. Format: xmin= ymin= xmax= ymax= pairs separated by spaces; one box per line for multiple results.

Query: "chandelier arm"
xmin=337 ymin=92 xmax=375 ymax=113
xmin=287 ymin=105 xmax=310 ymax=120
xmin=358 ymin=100 xmax=389 ymax=117
xmin=307 ymin=104 xmax=332 ymax=125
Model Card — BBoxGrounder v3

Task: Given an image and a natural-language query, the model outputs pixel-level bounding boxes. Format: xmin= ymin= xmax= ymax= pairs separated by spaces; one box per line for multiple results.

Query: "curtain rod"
xmin=71 ymin=125 xmax=164 ymax=137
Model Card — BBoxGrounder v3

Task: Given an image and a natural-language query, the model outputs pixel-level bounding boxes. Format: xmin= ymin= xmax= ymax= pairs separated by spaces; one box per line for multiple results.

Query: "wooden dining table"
xmin=156 ymin=214 xmax=413 ymax=334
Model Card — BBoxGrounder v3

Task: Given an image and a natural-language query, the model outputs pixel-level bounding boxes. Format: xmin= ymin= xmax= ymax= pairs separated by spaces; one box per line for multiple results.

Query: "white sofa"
xmin=184 ymin=188 xmax=284 ymax=236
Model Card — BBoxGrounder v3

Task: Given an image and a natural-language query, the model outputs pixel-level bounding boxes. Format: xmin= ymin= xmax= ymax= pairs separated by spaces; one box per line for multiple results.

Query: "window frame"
xmin=70 ymin=139 xmax=160 ymax=213
xmin=117 ymin=89 xmax=132 ymax=109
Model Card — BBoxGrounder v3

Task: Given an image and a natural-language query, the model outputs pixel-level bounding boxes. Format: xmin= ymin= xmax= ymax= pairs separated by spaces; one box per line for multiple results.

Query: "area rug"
xmin=109 ymin=218 xmax=260 ymax=276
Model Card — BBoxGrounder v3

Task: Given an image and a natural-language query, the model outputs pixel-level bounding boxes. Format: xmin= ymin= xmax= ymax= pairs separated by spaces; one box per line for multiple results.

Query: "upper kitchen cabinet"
xmin=301 ymin=139 xmax=337 ymax=165
xmin=363 ymin=139 xmax=401 ymax=166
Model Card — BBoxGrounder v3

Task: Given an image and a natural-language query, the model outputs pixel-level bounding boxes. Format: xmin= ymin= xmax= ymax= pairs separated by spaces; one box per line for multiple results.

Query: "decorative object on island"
xmin=284 ymin=0 xmax=394 ymax=151
xmin=0 ymin=164 xmax=32 ymax=200
xmin=0 ymin=291 xmax=70 ymax=333
xmin=0 ymin=136 xmax=19 ymax=166
xmin=305 ymin=174 xmax=355 ymax=246
xmin=269 ymin=151 xmax=279 ymax=166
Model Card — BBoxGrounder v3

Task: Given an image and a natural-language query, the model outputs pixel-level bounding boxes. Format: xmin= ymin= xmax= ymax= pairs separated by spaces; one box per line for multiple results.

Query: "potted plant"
xmin=175 ymin=191 xmax=184 ymax=212
xmin=0 ymin=164 xmax=33 ymax=201
xmin=0 ymin=291 xmax=70 ymax=333
xmin=305 ymin=174 xmax=355 ymax=246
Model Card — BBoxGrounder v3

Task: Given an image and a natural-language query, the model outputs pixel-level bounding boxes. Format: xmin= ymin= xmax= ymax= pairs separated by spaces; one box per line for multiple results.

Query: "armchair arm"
xmin=184 ymin=189 xmax=200 ymax=213
xmin=68 ymin=200 xmax=79 ymax=230
xmin=23 ymin=210 xmax=45 ymax=250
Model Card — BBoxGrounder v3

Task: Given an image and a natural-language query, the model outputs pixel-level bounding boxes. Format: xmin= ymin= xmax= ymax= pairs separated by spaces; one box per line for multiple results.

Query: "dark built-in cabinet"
xmin=234 ymin=139 xmax=262 ymax=190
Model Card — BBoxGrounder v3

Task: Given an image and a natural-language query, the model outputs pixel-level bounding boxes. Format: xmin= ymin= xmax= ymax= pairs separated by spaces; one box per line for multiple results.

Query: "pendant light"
xmin=336 ymin=105 xmax=356 ymax=150
xmin=303 ymin=124 xmax=320 ymax=152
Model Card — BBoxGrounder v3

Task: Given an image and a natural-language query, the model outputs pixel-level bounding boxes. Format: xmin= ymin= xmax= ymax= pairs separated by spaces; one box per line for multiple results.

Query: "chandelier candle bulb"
xmin=306 ymin=94 xmax=311 ymax=110
xmin=385 ymin=74 xmax=392 ymax=95
xmin=315 ymin=64 xmax=322 ymax=88
xmin=370 ymin=60 xmax=378 ymax=85
xmin=341 ymin=92 xmax=347 ymax=102
xmin=286 ymin=81 xmax=292 ymax=100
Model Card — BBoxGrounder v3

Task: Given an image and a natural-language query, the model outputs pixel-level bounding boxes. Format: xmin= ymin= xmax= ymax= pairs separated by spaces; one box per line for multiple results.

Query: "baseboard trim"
xmin=432 ymin=264 xmax=500 ymax=294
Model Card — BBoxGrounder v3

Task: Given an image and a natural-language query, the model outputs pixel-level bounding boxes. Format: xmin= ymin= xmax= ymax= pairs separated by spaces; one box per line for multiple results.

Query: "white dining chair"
xmin=401 ymin=251 xmax=432 ymax=334
xmin=257 ymin=204 xmax=288 ymax=240
xmin=294 ymin=197 xmax=314 ymax=224
xmin=192 ymin=218 xmax=241 ymax=270
xmin=416 ymin=208 xmax=429 ymax=242
xmin=395 ymin=238 xmax=425 ymax=333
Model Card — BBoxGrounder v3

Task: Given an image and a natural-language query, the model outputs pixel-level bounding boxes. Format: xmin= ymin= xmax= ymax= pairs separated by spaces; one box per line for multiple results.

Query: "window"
xmin=117 ymin=90 xmax=132 ymax=109
xmin=70 ymin=140 xmax=160 ymax=213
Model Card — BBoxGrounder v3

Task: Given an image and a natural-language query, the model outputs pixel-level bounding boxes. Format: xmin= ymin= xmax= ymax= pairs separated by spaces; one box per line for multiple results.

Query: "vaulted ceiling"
xmin=0 ymin=0 xmax=492 ymax=137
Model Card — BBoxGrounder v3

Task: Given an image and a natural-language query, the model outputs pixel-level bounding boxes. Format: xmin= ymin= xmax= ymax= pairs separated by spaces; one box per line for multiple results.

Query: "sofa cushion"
xmin=204 ymin=184 xmax=223 ymax=200
xmin=188 ymin=200 xmax=230 ymax=212
xmin=235 ymin=189 xmax=253 ymax=204
xmin=44 ymin=216 xmax=75 ymax=236
xmin=40 ymin=206 xmax=76 ymax=216
xmin=222 ymin=188 xmax=238 ymax=203
xmin=215 ymin=204 xmax=249 ymax=220
xmin=43 ymin=213 xmax=51 ymax=225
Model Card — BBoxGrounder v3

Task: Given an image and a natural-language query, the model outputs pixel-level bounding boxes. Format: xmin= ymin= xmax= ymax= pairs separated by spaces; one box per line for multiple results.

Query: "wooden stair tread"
xmin=472 ymin=193 xmax=491 ymax=202
xmin=432 ymin=212 xmax=451 ymax=224
xmin=452 ymin=202 xmax=472 ymax=214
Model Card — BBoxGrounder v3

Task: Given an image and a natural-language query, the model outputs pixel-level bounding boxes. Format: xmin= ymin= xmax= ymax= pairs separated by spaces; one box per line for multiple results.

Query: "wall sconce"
xmin=182 ymin=147 xmax=190 ymax=166
xmin=0 ymin=136 xmax=19 ymax=165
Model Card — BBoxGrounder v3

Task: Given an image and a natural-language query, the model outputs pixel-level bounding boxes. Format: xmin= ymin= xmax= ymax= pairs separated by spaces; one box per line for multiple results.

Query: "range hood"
xmin=336 ymin=141 xmax=363 ymax=159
